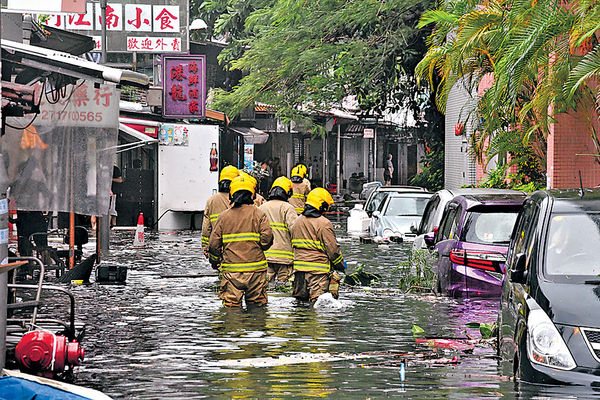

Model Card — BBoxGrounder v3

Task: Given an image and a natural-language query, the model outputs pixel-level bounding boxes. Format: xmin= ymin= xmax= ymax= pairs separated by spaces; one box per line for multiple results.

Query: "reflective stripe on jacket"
xmin=290 ymin=214 xmax=343 ymax=273
xmin=201 ymin=192 xmax=231 ymax=251
xmin=259 ymin=199 xmax=298 ymax=265
xmin=289 ymin=179 xmax=311 ymax=214
xmin=208 ymin=204 xmax=273 ymax=272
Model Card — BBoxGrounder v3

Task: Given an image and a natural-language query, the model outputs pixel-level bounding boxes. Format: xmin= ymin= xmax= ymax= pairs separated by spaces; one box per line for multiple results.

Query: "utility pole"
xmin=99 ymin=0 xmax=110 ymax=257
xmin=101 ymin=0 xmax=107 ymax=65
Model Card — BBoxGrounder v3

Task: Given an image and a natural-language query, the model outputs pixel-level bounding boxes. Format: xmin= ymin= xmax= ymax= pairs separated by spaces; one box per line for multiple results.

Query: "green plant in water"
xmin=398 ymin=249 xmax=437 ymax=294
xmin=465 ymin=322 xmax=497 ymax=339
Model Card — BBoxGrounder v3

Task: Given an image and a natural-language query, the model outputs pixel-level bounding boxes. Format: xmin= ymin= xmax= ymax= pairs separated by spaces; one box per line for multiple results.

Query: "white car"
xmin=412 ymin=188 xmax=526 ymax=250
xmin=348 ymin=185 xmax=429 ymax=236
xmin=369 ymin=192 xmax=432 ymax=242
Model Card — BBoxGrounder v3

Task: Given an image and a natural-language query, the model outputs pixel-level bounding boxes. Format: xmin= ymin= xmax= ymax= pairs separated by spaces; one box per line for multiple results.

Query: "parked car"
xmin=499 ymin=188 xmax=600 ymax=385
xmin=431 ymin=192 xmax=526 ymax=298
xmin=349 ymin=185 xmax=429 ymax=236
xmin=413 ymin=188 xmax=526 ymax=251
xmin=369 ymin=192 xmax=432 ymax=242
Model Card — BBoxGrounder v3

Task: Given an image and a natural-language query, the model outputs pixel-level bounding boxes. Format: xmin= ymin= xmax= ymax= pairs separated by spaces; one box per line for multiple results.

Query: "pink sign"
xmin=162 ymin=55 xmax=206 ymax=119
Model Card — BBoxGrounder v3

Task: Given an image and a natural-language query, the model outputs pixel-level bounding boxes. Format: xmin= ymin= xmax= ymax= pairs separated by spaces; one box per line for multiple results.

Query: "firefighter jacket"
xmin=289 ymin=179 xmax=311 ymax=214
xmin=208 ymin=204 xmax=274 ymax=272
xmin=254 ymin=193 xmax=266 ymax=207
xmin=201 ymin=192 xmax=231 ymax=251
xmin=290 ymin=212 xmax=344 ymax=274
xmin=259 ymin=199 xmax=298 ymax=265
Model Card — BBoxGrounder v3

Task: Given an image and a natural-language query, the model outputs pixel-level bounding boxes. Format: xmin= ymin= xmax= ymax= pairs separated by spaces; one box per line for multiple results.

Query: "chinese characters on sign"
xmin=126 ymin=37 xmax=181 ymax=52
xmin=40 ymin=2 xmax=185 ymax=53
xmin=162 ymin=55 xmax=206 ymax=119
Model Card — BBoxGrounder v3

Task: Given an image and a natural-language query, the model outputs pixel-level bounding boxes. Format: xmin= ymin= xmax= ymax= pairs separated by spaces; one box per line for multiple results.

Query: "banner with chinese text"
xmin=162 ymin=55 xmax=206 ymax=119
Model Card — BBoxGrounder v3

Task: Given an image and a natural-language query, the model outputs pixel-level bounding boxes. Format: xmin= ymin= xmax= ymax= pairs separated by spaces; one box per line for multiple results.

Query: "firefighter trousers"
xmin=219 ymin=270 xmax=268 ymax=307
xmin=292 ymin=271 xmax=330 ymax=302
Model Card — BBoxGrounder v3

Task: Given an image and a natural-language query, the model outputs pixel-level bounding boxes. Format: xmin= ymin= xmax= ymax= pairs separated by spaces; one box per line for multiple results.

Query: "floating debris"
xmin=343 ymin=265 xmax=381 ymax=286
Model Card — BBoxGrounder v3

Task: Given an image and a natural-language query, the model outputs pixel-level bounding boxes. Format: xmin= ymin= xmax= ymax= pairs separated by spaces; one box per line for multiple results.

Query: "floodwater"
xmin=64 ymin=217 xmax=598 ymax=399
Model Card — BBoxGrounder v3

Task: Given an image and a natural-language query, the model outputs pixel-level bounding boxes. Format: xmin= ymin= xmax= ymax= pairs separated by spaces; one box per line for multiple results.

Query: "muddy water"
xmin=68 ymin=218 xmax=596 ymax=399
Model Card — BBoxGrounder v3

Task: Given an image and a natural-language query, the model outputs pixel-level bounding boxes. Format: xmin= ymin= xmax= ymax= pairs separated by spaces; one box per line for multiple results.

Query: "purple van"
xmin=427 ymin=192 xmax=526 ymax=298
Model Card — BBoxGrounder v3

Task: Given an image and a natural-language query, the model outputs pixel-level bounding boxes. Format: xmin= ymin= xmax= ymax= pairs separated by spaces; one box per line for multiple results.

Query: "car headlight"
xmin=382 ymin=228 xmax=394 ymax=239
xmin=527 ymin=308 xmax=576 ymax=370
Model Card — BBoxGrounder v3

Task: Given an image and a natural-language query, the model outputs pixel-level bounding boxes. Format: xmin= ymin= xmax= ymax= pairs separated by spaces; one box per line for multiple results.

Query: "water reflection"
xmin=65 ymin=226 xmax=600 ymax=398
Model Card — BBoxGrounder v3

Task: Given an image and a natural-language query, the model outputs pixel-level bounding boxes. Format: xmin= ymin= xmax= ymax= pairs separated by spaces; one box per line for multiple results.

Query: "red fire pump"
xmin=15 ymin=331 xmax=85 ymax=378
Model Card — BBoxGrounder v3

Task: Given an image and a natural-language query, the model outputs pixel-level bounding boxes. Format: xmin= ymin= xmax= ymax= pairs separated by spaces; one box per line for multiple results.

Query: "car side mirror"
xmin=410 ymin=222 xmax=418 ymax=234
xmin=424 ymin=232 xmax=435 ymax=248
xmin=372 ymin=211 xmax=381 ymax=218
xmin=509 ymin=253 xmax=528 ymax=284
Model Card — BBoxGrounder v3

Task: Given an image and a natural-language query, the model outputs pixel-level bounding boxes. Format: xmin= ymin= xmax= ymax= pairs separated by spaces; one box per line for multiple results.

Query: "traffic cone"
xmin=133 ymin=213 xmax=145 ymax=248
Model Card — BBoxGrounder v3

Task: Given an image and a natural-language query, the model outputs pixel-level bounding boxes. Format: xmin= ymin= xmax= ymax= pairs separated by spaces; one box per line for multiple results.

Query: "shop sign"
xmin=162 ymin=55 xmax=206 ymax=119
xmin=39 ymin=0 xmax=188 ymax=53
xmin=363 ymin=128 xmax=375 ymax=139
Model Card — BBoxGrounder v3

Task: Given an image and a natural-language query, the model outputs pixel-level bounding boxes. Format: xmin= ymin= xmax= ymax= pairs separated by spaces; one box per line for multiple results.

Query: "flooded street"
xmin=66 ymin=217 xmax=595 ymax=399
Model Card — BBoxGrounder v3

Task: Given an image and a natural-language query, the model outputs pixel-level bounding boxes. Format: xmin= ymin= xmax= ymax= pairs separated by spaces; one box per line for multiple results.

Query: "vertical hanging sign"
xmin=162 ymin=55 xmax=206 ymax=119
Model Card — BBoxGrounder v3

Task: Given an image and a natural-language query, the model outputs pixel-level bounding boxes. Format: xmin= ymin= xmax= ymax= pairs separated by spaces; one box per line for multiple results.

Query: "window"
xmin=366 ymin=192 xmax=388 ymax=213
xmin=544 ymin=212 xmax=600 ymax=279
xmin=461 ymin=208 xmax=519 ymax=245
xmin=383 ymin=196 xmax=430 ymax=217
xmin=419 ymin=195 xmax=440 ymax=234
xmin=437 ymin=203 xmax=458 ymax=243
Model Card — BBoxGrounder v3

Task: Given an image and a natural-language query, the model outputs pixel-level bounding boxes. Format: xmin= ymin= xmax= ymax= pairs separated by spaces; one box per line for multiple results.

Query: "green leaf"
xmin=412 ymin=324 xmax=425 ymax=336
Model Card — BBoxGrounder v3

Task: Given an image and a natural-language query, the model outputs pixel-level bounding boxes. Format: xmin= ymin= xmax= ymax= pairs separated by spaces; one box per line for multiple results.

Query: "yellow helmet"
xmin=219 ymin=165 xmax=239 ymax=182
xmin=306 ymin=188 xmax=334 ymax=212
xmin=239 ymin=171 xmax=258 ymax=189
xmin=230 ymin=175 xmax=256 ymax=196
xmin=291 ymin=166 xmax=303 ymax=178
xmin=299 ymin=164 xmax=308 ymax=177
xmin=271 ymin=176 xmax=293 ymax=194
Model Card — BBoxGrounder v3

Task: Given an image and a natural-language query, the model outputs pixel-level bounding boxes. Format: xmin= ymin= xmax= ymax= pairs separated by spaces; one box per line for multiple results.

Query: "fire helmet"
xmin=219 ymin=165 xmax=240 ymax=182
xmin=305 ymin=188 xmax=334 ymax=212
xmin=230 ymin=175 xmax=256 ymax=196
xmin=291 ymin=166 xmax=304 ymax=178
xmin=271 ymin=176 xmax=293 ymax=197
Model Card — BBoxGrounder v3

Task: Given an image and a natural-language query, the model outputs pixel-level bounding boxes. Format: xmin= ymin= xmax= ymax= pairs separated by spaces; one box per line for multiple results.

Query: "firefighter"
xmin=291 ymin=187 xmax=346 ymax=302
xmin=208 ymin=175 xmax=274 ymax=308
xmin=289 ymin=164 xmax=311 ymax=214
xmin=259 ymin=176 xmax=298 ymax=284
xmin=240 ymin=171 xmax=267 ymax=207
xmin=201 ymin=165 xmax=239 ymax=254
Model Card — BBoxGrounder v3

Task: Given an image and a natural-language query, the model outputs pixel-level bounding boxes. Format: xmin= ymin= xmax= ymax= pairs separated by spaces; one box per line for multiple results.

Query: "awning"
xmin=117 ymin=123 xmax=158 ymax=153
xmin=230 ymin=126 xmax=269 ymax=144
xmin=1 ymin=39 xmax=149 ymax=88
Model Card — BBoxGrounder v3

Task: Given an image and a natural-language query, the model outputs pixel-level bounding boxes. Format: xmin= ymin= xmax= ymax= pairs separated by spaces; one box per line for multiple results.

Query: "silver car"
xmin=369 ymin=192 xmax=432 ymax=242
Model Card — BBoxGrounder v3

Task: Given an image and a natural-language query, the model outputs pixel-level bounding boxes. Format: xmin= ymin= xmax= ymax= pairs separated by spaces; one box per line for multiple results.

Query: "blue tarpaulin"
xmin=0 ymin=376 xmax=90 ymax=400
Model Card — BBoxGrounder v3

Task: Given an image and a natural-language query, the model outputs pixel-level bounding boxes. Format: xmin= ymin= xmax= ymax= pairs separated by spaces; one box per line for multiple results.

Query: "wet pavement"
xmin=64 ymin=217 xmax=600 ymax=399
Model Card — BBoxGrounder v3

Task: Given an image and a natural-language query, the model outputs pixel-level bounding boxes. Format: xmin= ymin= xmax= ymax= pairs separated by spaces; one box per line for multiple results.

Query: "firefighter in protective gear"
xmin=201 ymin=166 xmax=239 ymax=253
xmin=289 ymin=164 xmax=311 ymax=214
xmin=209 ymin=175 xmax=273 ymax=307
xmin=239 ymin=172 xmax=267 ymax=207
xmin=291 ymin=187 xmax=345 ymax=302
xmin=259 ymin=176 xmax=298 ymax=283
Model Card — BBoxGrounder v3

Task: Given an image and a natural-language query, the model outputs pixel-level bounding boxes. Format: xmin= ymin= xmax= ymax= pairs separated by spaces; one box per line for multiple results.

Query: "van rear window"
xmin=461 ymin=210 xmax=519 ymax=244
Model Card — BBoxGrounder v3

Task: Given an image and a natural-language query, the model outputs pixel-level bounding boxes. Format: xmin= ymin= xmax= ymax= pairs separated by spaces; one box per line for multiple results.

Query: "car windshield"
xmin=366 ymin=192 xmax=388 ymax=213
xmin=545 ymin=213 xmax=600 ymax=277
xmin=383 ymin=196 xmax=429 ymax=216
xmin=461 ymin=209 xmax=519 ymax=244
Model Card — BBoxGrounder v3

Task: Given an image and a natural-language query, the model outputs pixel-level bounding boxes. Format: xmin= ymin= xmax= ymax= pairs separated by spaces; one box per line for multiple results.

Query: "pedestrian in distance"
xmin=291 ymin=188 xmax=346 ymax=302
xmin=259 ymin=176 xmax=298 ymax=285
xmin=208 ymin=175 xmax=274 ymax=308
xmin=289 ymin=164 xmax=311 ymax=214
xmin=384 ymin=154 xmax=394 ymax=186
xmin=201 ymin=165 xmax=240 ymax=255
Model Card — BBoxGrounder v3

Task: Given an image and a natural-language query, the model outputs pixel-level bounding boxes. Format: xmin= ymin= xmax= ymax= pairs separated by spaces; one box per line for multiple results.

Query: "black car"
xmin=499 ymin=188 xmax=600 ymax=385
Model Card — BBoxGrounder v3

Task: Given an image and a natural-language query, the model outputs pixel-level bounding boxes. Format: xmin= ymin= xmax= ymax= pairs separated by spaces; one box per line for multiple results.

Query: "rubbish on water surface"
xmin=415 ymin=338 xmax=476 ymax=352
xmin=313 ymin=293 xmax=343 ymax=309
xmin=210 ymin=352 xmax=371 ymax=368
xmin=399 ymin=359 xmax=406 ymax=381
xmin=71 ymin=280 xmax=83 ymax=285
xmin=343 ymin=265 xmax=380 ymax=286
xmin=378 ymin=244 xmax=390 ymax=249
xmin=411 ymin=324 xmax=425 ymax=336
